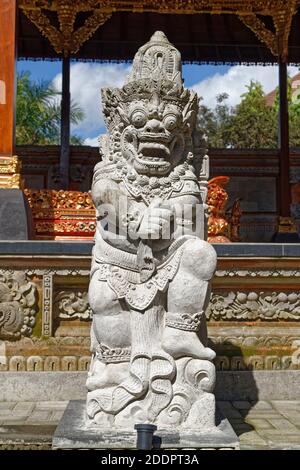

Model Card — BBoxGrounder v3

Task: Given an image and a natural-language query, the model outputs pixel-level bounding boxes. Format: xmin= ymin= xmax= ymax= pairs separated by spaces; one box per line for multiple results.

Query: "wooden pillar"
xmin=278 ymin=61 xmax=291 ymax=217
xmin=0 ymin=0 xmax=17 ymax=156
xmin=60 ymin=55 xmax=71 ymax=190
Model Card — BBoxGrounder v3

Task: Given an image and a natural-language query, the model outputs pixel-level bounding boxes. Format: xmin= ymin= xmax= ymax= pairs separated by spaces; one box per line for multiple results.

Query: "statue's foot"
xmin=86 ymin=361 xmax=128 ymax=391
xmin=162 ymin=326 xmax=216 ymax=361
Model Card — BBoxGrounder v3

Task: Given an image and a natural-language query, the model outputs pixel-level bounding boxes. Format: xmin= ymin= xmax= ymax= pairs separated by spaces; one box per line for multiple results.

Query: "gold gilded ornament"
xmin=19 ymin=1 xmax=298 ymax=58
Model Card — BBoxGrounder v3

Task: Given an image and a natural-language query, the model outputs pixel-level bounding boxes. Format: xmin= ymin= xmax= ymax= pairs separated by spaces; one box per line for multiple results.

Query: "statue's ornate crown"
xmin=126 ymin=31 xmax=183 ymax=88
xmin=102 ymin=31 xmax=196 ymax=120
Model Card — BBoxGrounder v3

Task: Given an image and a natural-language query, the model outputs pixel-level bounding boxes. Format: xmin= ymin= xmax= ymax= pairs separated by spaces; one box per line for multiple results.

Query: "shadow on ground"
xmin=209 ymin=339 xmax=259 ymax=439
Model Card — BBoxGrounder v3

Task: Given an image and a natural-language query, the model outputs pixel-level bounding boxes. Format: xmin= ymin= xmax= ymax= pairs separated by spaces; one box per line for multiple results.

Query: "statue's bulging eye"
xmin=163 ymin=114 xmax=179 ymax=130
xmin=131 ymin=110 xmax=147 ymax=128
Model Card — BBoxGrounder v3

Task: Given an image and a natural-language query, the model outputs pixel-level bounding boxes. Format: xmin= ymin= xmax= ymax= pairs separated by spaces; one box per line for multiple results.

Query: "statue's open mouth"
xmin=121 ymin=127 xmax=184 ymax=174
xmin=138 ymin=142 xmax=170 ymax=161
xmin=137 ymin=134 xmax=179 ymax=165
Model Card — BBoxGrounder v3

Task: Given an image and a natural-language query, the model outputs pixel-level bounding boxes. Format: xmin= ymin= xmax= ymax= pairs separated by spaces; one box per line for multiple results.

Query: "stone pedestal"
xmin=0 ymin=189 xmax=33 ymax=240
xmin=52 ymin=400 xmax=239 ymax=450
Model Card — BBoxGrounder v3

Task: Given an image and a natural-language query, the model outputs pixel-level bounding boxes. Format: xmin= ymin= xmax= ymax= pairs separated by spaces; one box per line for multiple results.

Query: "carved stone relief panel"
xmin=0 ymin=272 xmax=38 ymax=340
xmin=207 ymin=291 xmax=300 ymax=321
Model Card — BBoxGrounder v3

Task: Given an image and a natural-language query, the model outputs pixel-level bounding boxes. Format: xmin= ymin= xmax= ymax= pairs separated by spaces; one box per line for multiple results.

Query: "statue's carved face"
xmin=120 ymin=94 xmax=187 ymax=176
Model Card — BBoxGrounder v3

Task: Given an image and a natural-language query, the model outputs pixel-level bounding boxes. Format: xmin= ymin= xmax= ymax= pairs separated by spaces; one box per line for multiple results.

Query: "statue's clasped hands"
xmin=138 ymin=198 xmax=174 ymax=240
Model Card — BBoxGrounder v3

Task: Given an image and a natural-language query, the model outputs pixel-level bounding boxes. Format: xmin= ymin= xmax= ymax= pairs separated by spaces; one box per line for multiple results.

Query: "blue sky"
xmin=17 ymin=59 xmax=299 ymax=145
xmin=17 ymin=60 xmax=231 ymax=89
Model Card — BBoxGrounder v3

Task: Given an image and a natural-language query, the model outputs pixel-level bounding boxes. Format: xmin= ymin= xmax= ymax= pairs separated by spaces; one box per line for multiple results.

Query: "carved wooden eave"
xmin=18 ymin=0 xmax=299 ymax=60
xmin=18 ymin=1 xmax=113 ymax=56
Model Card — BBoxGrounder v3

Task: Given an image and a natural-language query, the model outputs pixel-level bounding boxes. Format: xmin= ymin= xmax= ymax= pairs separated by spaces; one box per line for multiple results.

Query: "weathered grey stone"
xmin=215 ymin=371 xmax=300 ymax=400
xmin=35 ymin=401 xmax=69 ymax=411
xmin=27 ymin=411 xmax=51 ymax=423
xmin=1 ymin=371 xmax=300 ymax=402
xmin=238 ymin=430 xmax=268 ymax=449
xmin=0 ymin=189 xmax=33 ymax=240
xmin=232 ymin=400 xmax=252 ymax=410
xmin=0 ymin=400 xmax=299 ymax=450
xmin=0 ymin=372 xmax=87 ymax=401
xmin=48 ymin=411 xmax=65 ymax=422
xmin=13 ymin=402 xmax=35 ymax=414
xmin=244 ymin=418 xmax=273 ymax=430
xmin=52 ymin=401 xmax=239 ymax=449
xmin=267 ymin=418 xmax=298 ymax=432
xmin=271 ymin=400 xmax=300 ymax=410
xmin=86 ymin=31 xmax=218 ymax=432
xmin=217 ymin=402 xmax=243 ymax=419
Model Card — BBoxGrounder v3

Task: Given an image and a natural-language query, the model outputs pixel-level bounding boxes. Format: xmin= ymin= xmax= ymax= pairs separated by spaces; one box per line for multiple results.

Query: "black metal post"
xmin=60 ymin=54 xmax=70 ymax=190
xmin=134 ymin=424 xmax=157 ymax=450
xmin=278 ymin=60 xmax=291 ymax=218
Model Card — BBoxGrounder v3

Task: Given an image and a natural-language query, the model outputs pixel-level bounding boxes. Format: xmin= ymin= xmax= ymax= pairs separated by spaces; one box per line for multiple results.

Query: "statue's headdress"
xmin=101 ymin=32 xmax=197 ymax=131
xmin=126 ymin=30 xmax=182 ymax=88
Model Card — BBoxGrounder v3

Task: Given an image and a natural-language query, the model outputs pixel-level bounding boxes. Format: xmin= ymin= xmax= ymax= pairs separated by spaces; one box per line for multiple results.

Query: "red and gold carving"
xmin=207 ymin=176 xmax=242 ymax=243
xmin=24 ymin=189 xmax=96 ymax=240
xmin=25 ymin=185 xmax=241 ymax=241
xmin=0 ymin=156 xmax=23 ymax=189
xmin=228 ymin=198 xmax=242 ymax=242
xmin=207 ymin=176 xmax=230 ymax=243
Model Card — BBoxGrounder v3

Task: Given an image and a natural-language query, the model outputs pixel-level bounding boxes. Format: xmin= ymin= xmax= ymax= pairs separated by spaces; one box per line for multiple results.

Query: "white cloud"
xmin=191 ymin=65 xmax=299 ymax=108
xmin=52 ymin=62 xmax=131 ymax=136
xmin=84 ymin=136 xmax=99 ymax=147
xmin=53 ymin=62 xmax=300 ymax=143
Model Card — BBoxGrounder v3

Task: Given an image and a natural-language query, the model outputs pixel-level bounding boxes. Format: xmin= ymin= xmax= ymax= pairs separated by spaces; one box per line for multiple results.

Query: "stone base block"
xmin=0 ymin=189 xmax=33 ymax=240
xmin=52 ymin=400 xmax=239 ymax=450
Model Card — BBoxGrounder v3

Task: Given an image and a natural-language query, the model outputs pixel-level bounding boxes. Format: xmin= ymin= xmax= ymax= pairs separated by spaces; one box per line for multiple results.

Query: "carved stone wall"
xmin=0 ymin=244 xmax=299 ymax=372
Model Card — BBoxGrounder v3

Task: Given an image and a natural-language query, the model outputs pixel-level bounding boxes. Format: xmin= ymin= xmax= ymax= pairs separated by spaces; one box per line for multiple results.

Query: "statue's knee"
xmin=88 ymin=279 xmax=119 ymax=315
xmin=180 ymin=238 xmax=217 ymax=280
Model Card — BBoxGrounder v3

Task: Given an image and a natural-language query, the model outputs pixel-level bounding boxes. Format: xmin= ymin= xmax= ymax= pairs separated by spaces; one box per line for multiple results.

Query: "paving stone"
xmin=260 ymin=431 xmax=300 ymax=442
xmin=26 ymin=411 xmax=51 ymax=423
xmin=12 ymin=403 xmax=35 ymax=415
xmin=48 ymin=411 xmax=64 ymax=422
xmin=276 ymin=410 xmax=300 ymax=426
xmin=0 ymin=403 xmax=16 ymax=410
xmin=249 ymin=401 xmax=274 ymax=411
xmin=226 ymin=417 xmax=247 ymax=424
xmin=266 ymin=418 xmax=299 ymax=432
xmin=230 ymin=423 xmax=253 ymax=434
xmin=0 ymin=400 xmax=300 ymax=450
xmin=271 ymin=401 xmax=300 ymax=412
xmin=240 ymin=411 xmax=279 ymax=419
xmin=239 ymin=430 xmax=268 ymax=447
xmin=231 ymin=401 xmax=251 ymax=410
xmin=35 ymin=401 xmax=68 ymax=411
xmin=0 ymin=410 xmax=14 ymax=419
xmin=271 ymin=400 xmax=300 ymax=408
xmin=245 ymin=418 xmax=274 ymax=430
xmin=0 ymin=418 xmax=31 ymax=425
xmin=217 ymin=402 xmax=243 ymax=418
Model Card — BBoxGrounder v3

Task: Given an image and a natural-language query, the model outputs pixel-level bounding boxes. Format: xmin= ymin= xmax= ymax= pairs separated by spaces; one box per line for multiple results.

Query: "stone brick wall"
xmin=0 ymin=242 xmax=299 ymax=373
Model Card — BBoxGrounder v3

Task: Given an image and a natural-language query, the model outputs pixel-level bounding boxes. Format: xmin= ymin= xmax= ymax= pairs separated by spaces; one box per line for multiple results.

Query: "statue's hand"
xmin=138 ymin=199 xmax=174 ymax=240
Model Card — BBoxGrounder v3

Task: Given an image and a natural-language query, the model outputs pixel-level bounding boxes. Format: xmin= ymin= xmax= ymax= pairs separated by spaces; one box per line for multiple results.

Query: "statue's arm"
xmin=92 ymin=178 xmax=144 ymax=237
xmin=171 ymin=194 xmax=203 ymax=239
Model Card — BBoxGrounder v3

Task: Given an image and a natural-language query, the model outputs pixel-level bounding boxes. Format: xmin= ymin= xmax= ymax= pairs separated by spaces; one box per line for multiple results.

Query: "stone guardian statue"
xmin=86 ymin=31 xmax=218 ymax=431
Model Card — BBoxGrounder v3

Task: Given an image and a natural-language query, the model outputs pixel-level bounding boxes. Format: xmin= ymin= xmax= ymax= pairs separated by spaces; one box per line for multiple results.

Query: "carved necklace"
xmin=122 ymin=162 xmax=199 ymax=205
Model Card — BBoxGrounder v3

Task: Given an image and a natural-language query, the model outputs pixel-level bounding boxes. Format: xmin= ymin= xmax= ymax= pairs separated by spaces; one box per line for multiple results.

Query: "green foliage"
xmin=198 ymin=93 xmax=233 ymax=148
xmin=227 ymin=81 xmax=278 ymax=149
xmin=16 ymin=72 xmax=85 ymax=145
xmin=197 ymin=78 xmax=300 ymax=149
xmin=273 ymin=78 xmax=300 ymax=147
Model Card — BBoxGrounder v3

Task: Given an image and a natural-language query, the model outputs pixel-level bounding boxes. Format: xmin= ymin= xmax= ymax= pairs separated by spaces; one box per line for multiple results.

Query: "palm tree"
xmin=16 ymin=72 xmax=85 ymax=145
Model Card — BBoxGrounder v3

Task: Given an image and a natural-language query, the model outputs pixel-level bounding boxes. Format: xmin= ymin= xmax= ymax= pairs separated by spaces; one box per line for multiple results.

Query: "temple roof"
xmin=17 ymin=3 xmax=300 ymax=64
